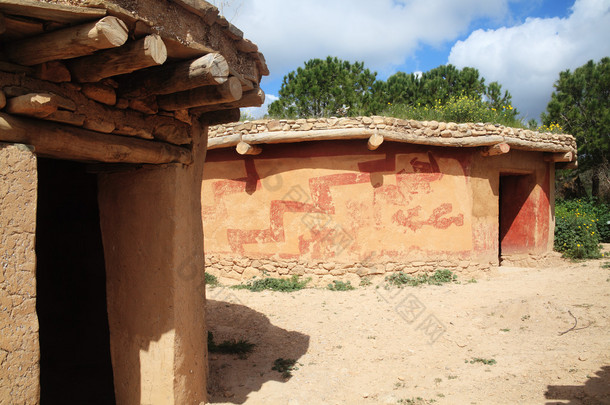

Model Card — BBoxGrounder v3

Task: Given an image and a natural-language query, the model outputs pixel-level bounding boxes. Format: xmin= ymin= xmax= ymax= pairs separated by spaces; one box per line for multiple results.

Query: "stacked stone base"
xmin=204 ymin=255 xmax=498 ymax=287
xmin=500 ymin=251 xmax=563 ymax=268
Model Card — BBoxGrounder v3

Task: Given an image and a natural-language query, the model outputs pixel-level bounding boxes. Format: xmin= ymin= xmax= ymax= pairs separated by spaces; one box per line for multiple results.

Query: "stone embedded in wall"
xmin=0 ymin=143 xmax=40 ymax=405
xmin=204 ymin=254 xmax=489 ymax=286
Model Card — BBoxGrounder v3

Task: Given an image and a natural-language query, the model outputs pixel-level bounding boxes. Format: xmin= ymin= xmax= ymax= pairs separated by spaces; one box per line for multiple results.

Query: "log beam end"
xmin=236 ymin=141 xmax=261 ymax=155
xmin=481 ymin=142 xmax=510 ymax=157
xmin=367 ymin=132 xmax=384 ymax=150
xmin=544 ymin=151 xmax=573 ymax=162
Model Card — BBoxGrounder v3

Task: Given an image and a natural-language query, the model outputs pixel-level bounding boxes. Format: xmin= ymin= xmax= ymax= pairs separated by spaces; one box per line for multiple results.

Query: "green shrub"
xmin=428 ymin=269 xmax=458 ymax=284
xmin=381 ymin=94 xmax=524 ymax=128
xmin=555 ymin=198 xmax=603 ymax=259
xmin=327 ymin=280 xmax=355 ymax=291
xmin=386 ymin=269 xmax=458 ymax=287
xmin=231 ymin=275 xmax=310 ymax=292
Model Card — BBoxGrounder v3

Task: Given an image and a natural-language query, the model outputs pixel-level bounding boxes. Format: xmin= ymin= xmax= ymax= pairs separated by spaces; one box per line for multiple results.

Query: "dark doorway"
xmin=36 ymin=158 xmax=115 ymax=404
xmin=499 ymin=173 xmax=536 ymax=258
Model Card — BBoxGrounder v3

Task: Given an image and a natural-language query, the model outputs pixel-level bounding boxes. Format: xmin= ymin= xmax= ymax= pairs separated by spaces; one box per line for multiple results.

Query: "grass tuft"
xmin=466 ymin=357 xmax=497 ymax=365
xmin=207 ymin=331 xmax=255 ymax=359
xmin=205 ymin=272 xmax=219 ymax=287
xmin=327 ymin=280 xmax=355 ymax=291
xmin=231 ymin=275 xmax=310 ymax=292
xmin=272 ymin=358 xmax=300 ymax=378
xmin=386 ymin=269 xmax=457 ymax=287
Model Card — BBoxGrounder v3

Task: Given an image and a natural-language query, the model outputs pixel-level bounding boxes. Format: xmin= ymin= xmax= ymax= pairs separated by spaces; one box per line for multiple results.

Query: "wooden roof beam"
xmin=158 ymin=77 xmax=242 ymax=111
xmin=190 ymin=87 xmax=264 ymax=114
xmin=119 ymin=53 xmax=229 ymax=98
xmin=197 ymin=108 xmax=240 ymax=127
xmin=0 ymin=0 xmax=106 ymax=24
xmin=236 ymin=141 xmax=261 ymax=155
xmin=5 ymin=16 xmax=128 ymax=66
xmin=481 ymin=143 xmax=510 ymax=157
xmin=367 ymin=131 xmax=384 ymax=150
xmin=0 ymin=112 xmax=191 ymax=164
xmin=69 ymin=34 xmax=168 ymax=83
xmin=544 ymin=151 xmax=574 ymax=162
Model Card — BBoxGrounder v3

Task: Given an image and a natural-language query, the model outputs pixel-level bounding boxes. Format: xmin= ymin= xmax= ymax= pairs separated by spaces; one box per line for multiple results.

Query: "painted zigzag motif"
xmin=224 ymin=152 xmax=447 ymax=254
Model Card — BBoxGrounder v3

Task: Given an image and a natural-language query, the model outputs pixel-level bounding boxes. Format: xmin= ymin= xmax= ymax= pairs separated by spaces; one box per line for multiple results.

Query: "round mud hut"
xmin=203 ymin=117 xmax=577 ymax=285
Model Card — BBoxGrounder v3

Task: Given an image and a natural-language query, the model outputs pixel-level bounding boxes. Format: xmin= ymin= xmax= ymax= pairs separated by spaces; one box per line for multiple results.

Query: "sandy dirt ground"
xmin=206 ymin=250 xmax=610 ymax=405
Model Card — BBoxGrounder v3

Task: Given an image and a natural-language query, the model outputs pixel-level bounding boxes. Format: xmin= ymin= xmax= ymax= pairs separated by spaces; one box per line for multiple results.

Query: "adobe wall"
xmin=202 ymin=141 xmax=554 ymax=284
xmin=0 ymin=143 xmax=39 ymax=404
xmin=98 ymin=124 xmax=208 ymax=405
xmin=471 ymin=148 xmax=554 ymax=265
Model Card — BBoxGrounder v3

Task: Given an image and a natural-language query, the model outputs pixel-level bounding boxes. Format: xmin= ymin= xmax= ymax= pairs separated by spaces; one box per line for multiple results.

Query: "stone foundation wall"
xmin=0 ymin=143 xmax=39 ymax=404
xmin=205 ymin=254 xmax=493 ymax=286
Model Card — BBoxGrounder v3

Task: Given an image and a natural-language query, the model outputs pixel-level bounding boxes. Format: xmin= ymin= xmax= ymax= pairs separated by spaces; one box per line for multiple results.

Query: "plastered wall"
xmin=98 ymin=124 xmax=208 ymax=405
xmin=0 ymin=143 xmax=39 ymax=405
xmin=203 ymin=141 xmax=554 ymax=283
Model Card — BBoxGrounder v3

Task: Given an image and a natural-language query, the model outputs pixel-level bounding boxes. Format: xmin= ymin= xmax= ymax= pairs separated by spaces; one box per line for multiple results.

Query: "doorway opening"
xmin=35 ymin=158 xmax=115 ymax=404
xmin=499 ymin=173 xmax=535 ymax=259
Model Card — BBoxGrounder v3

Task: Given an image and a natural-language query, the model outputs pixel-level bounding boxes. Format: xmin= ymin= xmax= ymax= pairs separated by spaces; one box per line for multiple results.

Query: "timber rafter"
xmin=0 ymin=0 xmax=267 ymax=164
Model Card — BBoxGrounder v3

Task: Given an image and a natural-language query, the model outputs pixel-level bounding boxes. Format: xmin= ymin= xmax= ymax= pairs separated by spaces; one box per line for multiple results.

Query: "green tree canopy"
xmin=542 ymin=57 xmax=610 ymax=169
xmin=381 ymin=65 xmax=516 ymax=115
xmin=268 ymin=58 xmax=518 ymax=122
xmin=268 ymin=56 xmax=379 ymax=118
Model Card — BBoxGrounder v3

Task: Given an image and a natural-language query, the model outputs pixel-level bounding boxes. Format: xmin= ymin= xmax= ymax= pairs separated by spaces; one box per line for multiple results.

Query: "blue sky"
xmin=218 ymin=0 xmax=610 ymax=121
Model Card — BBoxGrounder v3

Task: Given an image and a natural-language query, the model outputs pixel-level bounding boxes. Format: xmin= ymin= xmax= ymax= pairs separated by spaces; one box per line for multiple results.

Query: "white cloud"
xmin=225 ymin=0 xmax=510 ymax=77
xmin=448 ymin=0 xmax=610 ymax=121
xmin=241 ymin=93 xmax=278 ymax=119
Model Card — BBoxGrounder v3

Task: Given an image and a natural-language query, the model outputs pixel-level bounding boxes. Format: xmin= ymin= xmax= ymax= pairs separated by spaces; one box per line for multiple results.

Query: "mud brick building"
xmin=0 ymin=1 xmax=266 ymax=403
xmin=203 ymin=117 xmax=576 ymax=284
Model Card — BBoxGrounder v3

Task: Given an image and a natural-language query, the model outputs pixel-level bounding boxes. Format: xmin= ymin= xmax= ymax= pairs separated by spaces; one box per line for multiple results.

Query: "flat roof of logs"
xmin=0 ymin=0 xmax=267 ymax=165
xmin=208 ymin=117 xmax=578 ymax=166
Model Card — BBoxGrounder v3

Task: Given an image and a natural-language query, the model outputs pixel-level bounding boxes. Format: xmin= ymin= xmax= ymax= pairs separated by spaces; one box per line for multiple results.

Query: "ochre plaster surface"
xmin=203 ymin=141 xmax=554 ymax=282
xmin=98 ymin=124 xmax=208 ymax=405
xmin=0 ymin=143 xmax=39 ymax=405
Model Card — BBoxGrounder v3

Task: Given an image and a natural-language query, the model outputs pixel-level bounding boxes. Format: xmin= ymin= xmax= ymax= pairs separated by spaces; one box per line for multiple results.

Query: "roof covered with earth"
xmin=208 ymin=117 xmax=577 ymax=165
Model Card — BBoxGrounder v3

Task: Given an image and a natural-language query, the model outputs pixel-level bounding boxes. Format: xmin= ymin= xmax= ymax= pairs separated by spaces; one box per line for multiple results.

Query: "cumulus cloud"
xmin=448 ymin=0 xmax=610 ymax=121
xmin=242 ymin=94 xmax=278 ymax=119
xmin=224 ymin=0 xmax=510 ymax=77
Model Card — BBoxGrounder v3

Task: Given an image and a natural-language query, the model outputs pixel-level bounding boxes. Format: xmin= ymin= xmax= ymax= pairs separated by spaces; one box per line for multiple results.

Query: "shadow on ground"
xmin=545 ymin=365 xmax=610 ymax=405
xmin=206 ymin=297 xmax=310 ymax=404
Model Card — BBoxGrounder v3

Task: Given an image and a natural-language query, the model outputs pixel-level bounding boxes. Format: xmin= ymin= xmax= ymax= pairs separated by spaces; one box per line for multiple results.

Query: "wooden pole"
xmin=0 ymin=70 xmax=190 ymax=145
xmin=207 ymin=133 xmax=241 ymax=150
xmin=157 ymin=77 xmax=242 ymax=111
xmin=0 ymin=112 xmax=191 ymax=164
xmin=544 ymin=151 xmax=573 ymax=162
xmin=5 ymin=93 xmax=59 ymax=118
xmin=190 ymin=87 xmax=264 ymax=114
xmin=236 ymin=141 xmax=262 ymax=155
xmin=367 ymin=131 xmax=384 ymax=150
xmin=35 ymin=61 xmax=71 ymax=83
xmin=0 ymin=13 xmax=6 ymax=35
xmin=196 ymin=108 xmax=240 ymax=126
xmin=556 ymin=160 xmax=578 ymax=170
xmin=5 ymin=16 xmax=128 ymax=66
xmin=0 ymin=0 xmax=107 ymax=24
xmin=120 ymin=53 xmax=229 ymax=98
xmin=70 ymin=34 xmax=168 ymax=83
xmin=481 ymin=143 xmax=510 ymax=156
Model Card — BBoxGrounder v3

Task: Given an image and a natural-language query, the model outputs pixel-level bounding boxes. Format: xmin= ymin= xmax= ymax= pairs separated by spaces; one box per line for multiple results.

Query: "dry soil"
xmin=206 ymin=249 xmax=610 ymax=405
